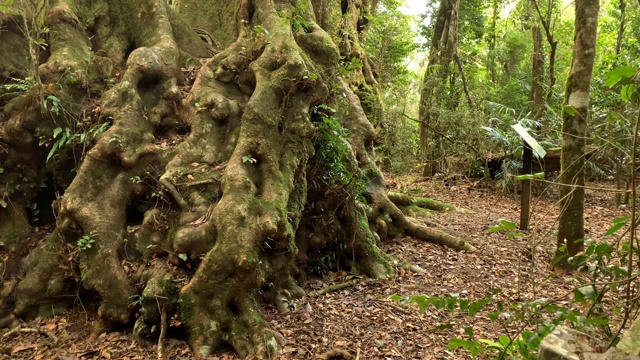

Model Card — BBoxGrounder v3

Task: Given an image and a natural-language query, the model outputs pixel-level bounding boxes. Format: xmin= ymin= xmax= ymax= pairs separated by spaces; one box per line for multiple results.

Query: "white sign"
xmin=511 ymin=123 xmax=546 ymax=158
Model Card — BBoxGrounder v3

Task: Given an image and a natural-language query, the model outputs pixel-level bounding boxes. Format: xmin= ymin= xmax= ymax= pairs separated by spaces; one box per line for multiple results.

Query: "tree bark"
xmin=418 ymin=0 xmax=459 ymax=177
xmin=532 ymin=0 xmax=559 ymax=101
xmin=615 ymin=0 xmax=625 ymax=55
xmin=554 ymin=0 xmax=600 ymax=271
xmin=0 ymin=0 xmax=474 ymax=357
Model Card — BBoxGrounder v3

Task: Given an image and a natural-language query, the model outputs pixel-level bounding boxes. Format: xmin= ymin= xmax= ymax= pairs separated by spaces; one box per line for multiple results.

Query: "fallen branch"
xmin=2 ymin=326 xmax=59 ymax=345
xmin=309 ymin=280 xmax=358 ymax=297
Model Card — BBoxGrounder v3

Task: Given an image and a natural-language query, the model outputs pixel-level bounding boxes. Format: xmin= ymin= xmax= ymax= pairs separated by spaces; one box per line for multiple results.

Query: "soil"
xmin=0 ymin=175 xmax=630 ymax=359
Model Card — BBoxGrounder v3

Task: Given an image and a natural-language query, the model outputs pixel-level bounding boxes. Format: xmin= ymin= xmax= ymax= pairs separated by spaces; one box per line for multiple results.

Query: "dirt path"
xmin=1 ymin=177 xmax=630 ymax=359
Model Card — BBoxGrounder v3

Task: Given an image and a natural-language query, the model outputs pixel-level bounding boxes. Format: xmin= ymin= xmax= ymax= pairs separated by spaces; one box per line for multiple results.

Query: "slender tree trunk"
xmin=419 ymin=0 xmax=459 ymax=177
xmin=615 ymin=0 xmax=626 ymax=55
xmin=532 ymin=0 xmax=558 ymax=101
xmin=554 ymin=0 xmax=600 ymax=271
xmin=488 ymin=0 xmax=499 ymax=84
xmin=531 ymin=24 xmax=545 ymax=118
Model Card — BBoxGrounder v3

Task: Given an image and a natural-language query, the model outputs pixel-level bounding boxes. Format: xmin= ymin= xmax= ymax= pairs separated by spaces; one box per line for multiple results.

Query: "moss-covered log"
xmin=0 ymin=0 xmax=474 ymax=357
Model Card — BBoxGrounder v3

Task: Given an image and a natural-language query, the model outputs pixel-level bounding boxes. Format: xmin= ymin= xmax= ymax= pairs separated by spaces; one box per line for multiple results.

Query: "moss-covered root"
xmin=180 ymin=282 xmax=280 ymax=358
xmin=133 ymin=264 xmax=179 ymax=344
xmin=388 ymin=192 xmax=456 ymax=212
xmin=371 ymin=191 xmax=475 ymax=251
xmin=14 ymin=232 xmax=72 ymax=318
xmin=404 ymin=220 xmax=476 ymax=251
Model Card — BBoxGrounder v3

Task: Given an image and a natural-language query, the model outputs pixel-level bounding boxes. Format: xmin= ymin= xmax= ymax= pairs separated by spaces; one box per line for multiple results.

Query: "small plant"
xmin=313 ymin=112 xmax=350 ymax=186
xmin=44 ymin=94 xmax=61 ymax=115
xmin=252 ymin=25 xmax=268 ymax=38
xmin=0 ymin=77 xmax=32 ymax=97
xmin=77 ymin=233 xmax=96 ymax=250
xmin=242 ymin=155 xmax=257 ymax=164
xmin=46 ymin=122 xmax=111 ymax=162
xmin=129 ymin=294 xmax=145 ymax=308
xmin=290 ymin=1 xmax=309 ymax=33
xmin=337 ymin=57 xmax=364 ymax=78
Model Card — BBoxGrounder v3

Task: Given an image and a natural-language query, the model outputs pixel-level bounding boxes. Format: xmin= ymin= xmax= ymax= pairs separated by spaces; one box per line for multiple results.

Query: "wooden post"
xmin=520 ymin=143 xmax=533 ymax=230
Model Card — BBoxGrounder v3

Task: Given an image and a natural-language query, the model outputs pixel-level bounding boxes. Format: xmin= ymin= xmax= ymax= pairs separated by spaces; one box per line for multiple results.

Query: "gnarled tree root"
xmin=388 ymin=192 xmax=456 ymax=212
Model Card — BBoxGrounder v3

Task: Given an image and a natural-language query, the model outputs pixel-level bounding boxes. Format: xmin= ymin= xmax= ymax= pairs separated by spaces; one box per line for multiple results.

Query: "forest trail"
xmin=1 ymin=176 xmax=628 ymax=359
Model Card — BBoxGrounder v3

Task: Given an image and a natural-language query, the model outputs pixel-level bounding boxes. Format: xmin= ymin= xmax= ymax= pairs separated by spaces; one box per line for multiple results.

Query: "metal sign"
xmin=511 ymin=123 xmax=546 ymax=158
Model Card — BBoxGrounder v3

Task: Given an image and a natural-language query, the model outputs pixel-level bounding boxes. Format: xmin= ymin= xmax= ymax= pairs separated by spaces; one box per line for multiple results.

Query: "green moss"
xmin=179 ymin=293 xmax=194 ymax=323
xmin=36 ymin=305 xmax=55 ymax=318
xmin=413 ymin=197 xmax=455 ymax=212
xmin=404 ymin=205 xmax=433 ymax=218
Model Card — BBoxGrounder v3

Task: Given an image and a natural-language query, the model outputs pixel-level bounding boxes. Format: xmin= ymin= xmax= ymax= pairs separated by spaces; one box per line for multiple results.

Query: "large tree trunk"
xmin=554 ymin=0 xmax=599 ymax=270
xmin=0 ymin=0 xmax=474 ymax=357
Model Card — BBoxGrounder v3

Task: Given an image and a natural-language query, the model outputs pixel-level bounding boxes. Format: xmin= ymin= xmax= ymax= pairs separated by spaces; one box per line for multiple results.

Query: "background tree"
xmin=555 ymin=0 xmax=600 ymax=270
xmin=418 ymin=0 xmax=460 ymax=176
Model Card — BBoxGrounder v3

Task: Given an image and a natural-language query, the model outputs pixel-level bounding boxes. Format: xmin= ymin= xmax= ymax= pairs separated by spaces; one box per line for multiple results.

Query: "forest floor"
xmin=0 ymin=175 xmax=631 ymax=360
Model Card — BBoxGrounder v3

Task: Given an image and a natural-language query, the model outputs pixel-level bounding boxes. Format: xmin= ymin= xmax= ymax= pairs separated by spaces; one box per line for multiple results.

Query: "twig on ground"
xmin=309 ymin=280 xmax=358 ymax=297
xmin=2 ymin=326 xmax=59 ymax=345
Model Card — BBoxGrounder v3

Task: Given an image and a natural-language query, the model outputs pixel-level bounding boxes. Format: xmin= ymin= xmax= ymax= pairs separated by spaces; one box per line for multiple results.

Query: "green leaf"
xmin=605 ymin=222 xmax=625 ymax=236
xmin=178 ymin=253 xmax=188 ymax=261
xmin=479 ymin=338 xmax=503 ymax=350
xmin=604 ymin=66 xmax=638 ymax=87
xmin=464 ymin=326 xmax=474 ymax=339
xmin=613 ymin=215 xmax=630 ymax=224
xmin=459 ymin=298 xmax=470 ymax=312
xmin=498 ymin=335 xmax=511 ymax=348
xmin=47 ymin=142 xmax=60 ymax=162
xmin=621 ymin=84 xmax=638 ymax=102
xmin=500 ymin=219 xmax=516 ymax=231
xmin=242 ymin=155 xmax=256 ymax=164
xmin=562 ymin=105 xmax=577 ymax=116
xmin=389 ymin=294 xmax=404 ymax=302
xmin=430 ymin=296 xmax=444 ymax=310
xmin=448 ymin=338 xmax=474 ymax=349
xmin=449 ymin=338 xmax=485 ymax=357
xmin=53 ymin=127 xmax=63 ymax=138
xmin=468 ymin=298 xmax=491 ymax=316
xmin=574 ymin=285 xmax=597 ymax=302
xmin=613 ymin=266 xmax=629 ymax=277
xmin=594 ymin=243 xmax=611 ymax=256
xmin=410 ymin=295 xmax=430 ymax=314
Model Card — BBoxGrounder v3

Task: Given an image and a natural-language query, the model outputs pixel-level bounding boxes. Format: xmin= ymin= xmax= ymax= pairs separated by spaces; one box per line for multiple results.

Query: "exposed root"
xmin=400 ymin=261 xmax=425 ymax=273
xmin=0 ymin=314 xmax=17 ymax=330
xmin=159 ymin=177 xmax=189 ymax=211
xmin=157 ymin=304 xmax=168 ymax=360
xmin=388 ymin=192 xmax=456 ymax=212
